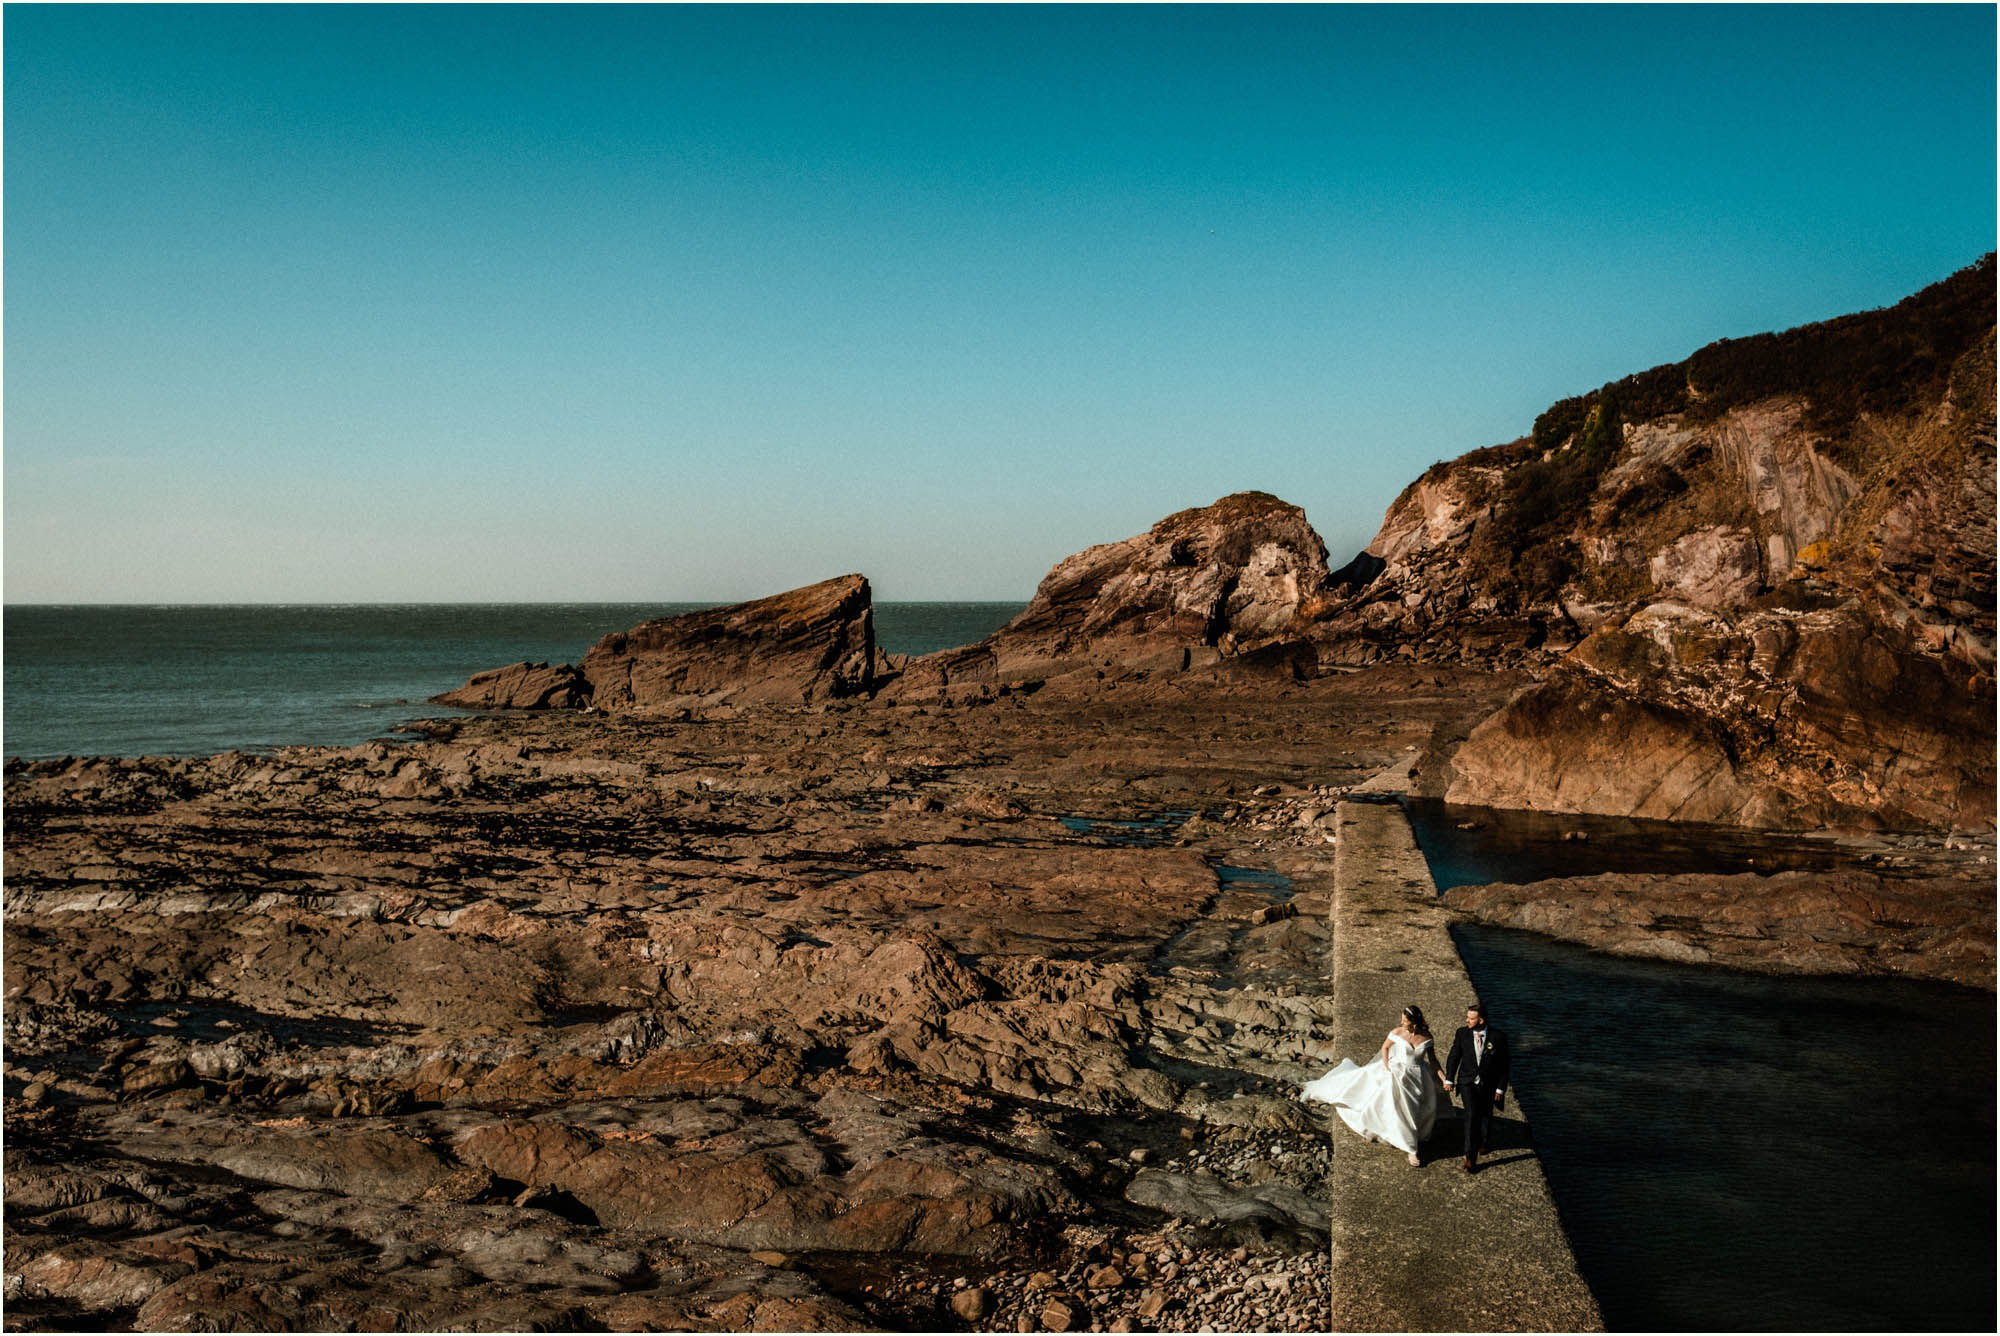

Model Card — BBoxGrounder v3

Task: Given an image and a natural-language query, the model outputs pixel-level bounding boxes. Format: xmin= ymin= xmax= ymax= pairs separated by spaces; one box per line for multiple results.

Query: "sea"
xmin=0 ymin=602 xmax=1026 ymax=761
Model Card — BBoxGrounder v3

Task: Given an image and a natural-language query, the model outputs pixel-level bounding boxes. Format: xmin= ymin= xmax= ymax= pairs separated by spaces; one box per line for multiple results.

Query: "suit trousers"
xmin=1460 ymin=1083 xmax=1496 ymax=1161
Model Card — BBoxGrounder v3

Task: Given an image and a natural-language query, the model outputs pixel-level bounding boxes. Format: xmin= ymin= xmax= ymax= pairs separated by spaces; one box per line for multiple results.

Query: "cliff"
xmin=431 ymin=260 xmax=1993 ymax=831
xmin=1308 ymin=255 xmax=1995 ymax=671
xmin=1310 ymin=256 xmax=1995 ymax=831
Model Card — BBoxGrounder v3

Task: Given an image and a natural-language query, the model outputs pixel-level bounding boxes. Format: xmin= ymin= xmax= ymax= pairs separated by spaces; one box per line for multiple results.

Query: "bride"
xmin=1301 ymin=1005 xmax=1445 ymax=1166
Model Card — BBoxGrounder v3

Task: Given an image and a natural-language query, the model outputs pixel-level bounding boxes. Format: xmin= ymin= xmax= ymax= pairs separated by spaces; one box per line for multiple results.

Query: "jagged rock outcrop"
xmin=1306 ymin=256 xmax=1995 ymax=676
xmin=905 ymin=492 xmax=1329 ymax=687
xmin=433 ymin=660 xmax=591 ymax=711
xmin=435 ymin=574 xmax=879 ymax=712
xmin=582 ymin=574 xmax=877 ymax=709
xmin=1323 ymin=256 xmax=1997 ymax=831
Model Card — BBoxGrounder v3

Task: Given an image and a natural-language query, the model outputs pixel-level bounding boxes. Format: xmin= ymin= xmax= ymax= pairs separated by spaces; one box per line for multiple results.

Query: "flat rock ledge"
xmin=1324 ymin=801 xmax=1600 ymax=1332
xmin=1443 ymin=869 xmax=1995 ymax=991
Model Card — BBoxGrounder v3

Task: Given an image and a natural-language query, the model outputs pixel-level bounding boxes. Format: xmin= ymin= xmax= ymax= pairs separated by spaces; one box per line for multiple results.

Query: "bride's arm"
xmin=1379 ymin=1034 xmax=1395 ymax=1072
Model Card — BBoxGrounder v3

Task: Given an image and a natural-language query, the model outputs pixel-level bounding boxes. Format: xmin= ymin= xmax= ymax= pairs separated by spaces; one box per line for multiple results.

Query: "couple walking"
xmin=1300 ymin=1001 xmax=1510 ymax=1172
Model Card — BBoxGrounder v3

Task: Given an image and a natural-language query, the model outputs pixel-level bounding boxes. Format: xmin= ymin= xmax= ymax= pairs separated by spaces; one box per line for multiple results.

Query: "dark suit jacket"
xmin=1445 ymin=1025 xmax=1510 ymax=1095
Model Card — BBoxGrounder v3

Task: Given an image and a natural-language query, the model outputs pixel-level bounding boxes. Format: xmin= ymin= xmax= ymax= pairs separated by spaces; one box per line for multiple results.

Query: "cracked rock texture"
xmin=913 ymin=491 xmax=1331 ymax=688
xmin=1321 ymin=258 xmax=1996 ymax=832
xmin=435 ymin=573 xmax=879 ymax=712
xmin=7 ymin=661 xmax=1507 ymax=1332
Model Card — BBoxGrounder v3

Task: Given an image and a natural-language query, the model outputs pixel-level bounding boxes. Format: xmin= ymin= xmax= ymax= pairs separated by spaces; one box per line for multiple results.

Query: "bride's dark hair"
xmin=1402 ymin=1005 xmax=1431 ymax=1039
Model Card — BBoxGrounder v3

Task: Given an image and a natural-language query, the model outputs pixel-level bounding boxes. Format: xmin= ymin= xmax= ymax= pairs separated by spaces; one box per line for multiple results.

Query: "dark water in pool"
xmin=1403 ymin=797 xmax=1971 ymax=886
xmin=1455 ymin=925 xmax=1995 ymax=1332
xmin=1414 ymin=807 xmax=1997 ymax=1331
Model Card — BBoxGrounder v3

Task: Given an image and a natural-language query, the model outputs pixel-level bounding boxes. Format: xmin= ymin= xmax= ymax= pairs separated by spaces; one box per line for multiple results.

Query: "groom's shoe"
xmin=1462 ymin=1158 xmax=1475 ymax=1174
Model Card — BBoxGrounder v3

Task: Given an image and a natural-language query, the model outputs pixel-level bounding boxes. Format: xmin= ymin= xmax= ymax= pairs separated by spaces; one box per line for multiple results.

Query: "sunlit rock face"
xmin=1434 ymin=599 xmax=1993 ymax=832
xmin=966 ymin=491 xmax=1332 ymax=681
xmin=1317 ymin=259 xmax=1995 ymax=831
xmin=579 ymin=574 xmax=878 ymax=710
xmin=435 ymin=574 xmax=880 ymax=712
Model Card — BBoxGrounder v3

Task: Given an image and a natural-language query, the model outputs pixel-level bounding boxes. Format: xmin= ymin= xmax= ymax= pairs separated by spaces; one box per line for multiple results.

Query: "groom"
xmin=1442 ymin=1000 xmax=1509 ymax=1174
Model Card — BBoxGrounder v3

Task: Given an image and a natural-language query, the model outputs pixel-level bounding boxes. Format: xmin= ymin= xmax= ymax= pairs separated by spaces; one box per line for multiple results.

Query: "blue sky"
xmin=5 ymin=4 xmax=1993 ymax=602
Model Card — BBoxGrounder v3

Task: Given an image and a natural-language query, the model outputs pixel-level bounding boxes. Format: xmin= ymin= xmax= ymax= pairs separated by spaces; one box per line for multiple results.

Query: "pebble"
xmin=951 ymin=1228 xmax=1331 ymax=1334
xmin=1040 ymin=1296 xmax=1085 ymax=1331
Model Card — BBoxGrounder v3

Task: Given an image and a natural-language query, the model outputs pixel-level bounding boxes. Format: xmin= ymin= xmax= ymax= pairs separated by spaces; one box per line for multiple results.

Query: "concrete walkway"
xmin=1324 ymin=801 xmax=1602 ymax=1332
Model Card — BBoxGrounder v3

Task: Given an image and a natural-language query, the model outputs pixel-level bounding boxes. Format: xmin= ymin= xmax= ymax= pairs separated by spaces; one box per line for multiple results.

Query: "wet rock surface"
xmin=5 ymin=666 xmax=1503 ymax=1332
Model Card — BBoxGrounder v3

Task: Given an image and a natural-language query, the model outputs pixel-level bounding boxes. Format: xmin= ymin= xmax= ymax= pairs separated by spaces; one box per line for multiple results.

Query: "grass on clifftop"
xmin=1398 ymin=253 xmax=1996 ymax=605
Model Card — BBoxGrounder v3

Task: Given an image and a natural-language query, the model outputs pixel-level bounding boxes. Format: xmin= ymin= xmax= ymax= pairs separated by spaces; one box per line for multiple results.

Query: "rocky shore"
xmin=4 ymin=663 xmax=1505 ymax=1332
xmin=9 ymin=656 xmax=1986 ymax=1330
xmin=8 ymin=262 xmax=1995 ymax=1330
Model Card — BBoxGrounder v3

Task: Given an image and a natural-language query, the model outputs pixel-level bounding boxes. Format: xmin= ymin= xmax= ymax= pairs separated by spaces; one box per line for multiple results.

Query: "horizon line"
xmin=2 ymin=598 xmax=1037 ymax=609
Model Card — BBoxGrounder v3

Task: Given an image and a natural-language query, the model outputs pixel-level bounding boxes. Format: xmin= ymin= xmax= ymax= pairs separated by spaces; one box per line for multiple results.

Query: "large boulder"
xmin=945 ymin=492 xmax=1328 ymax=682
xmin=433 ymin=574 xmax=879 ymax=712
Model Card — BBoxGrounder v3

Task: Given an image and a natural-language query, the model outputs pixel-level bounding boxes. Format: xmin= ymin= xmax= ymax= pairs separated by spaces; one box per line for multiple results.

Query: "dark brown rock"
xmin=1436 ymin=599 xmax=1994 ymax=831
xmin=432 ymin=660 xmax=592 ymax=710
xmin=434 ymin=574 xmax=877 ymax=712
xmin=961 ymin=491 xmax=1329 ymax=682
xmin=120 ymin=1059 xmax=193 ymax=1097
xmin=582 ymin=574 xmax=877 ymax=709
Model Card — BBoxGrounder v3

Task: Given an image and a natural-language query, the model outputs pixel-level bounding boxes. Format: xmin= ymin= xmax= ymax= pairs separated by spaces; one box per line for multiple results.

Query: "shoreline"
xmin=6 ymin=668 xmax=1491 ymax=1331
xmin=5 ymin=668 xmax=1991 ymax=1330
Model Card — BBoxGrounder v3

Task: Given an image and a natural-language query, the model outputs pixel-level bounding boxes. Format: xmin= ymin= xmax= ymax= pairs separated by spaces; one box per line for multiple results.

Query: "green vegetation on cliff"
xmin=1534 ymin=252 xmax=1995 ymax=465
xmin=1432 ymin=253 xmax=1995 ymax=603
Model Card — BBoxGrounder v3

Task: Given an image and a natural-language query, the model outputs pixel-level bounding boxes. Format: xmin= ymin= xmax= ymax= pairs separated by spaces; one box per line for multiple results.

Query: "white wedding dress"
xmin=1300 ymin=1032 xmax=1439 ymax=1155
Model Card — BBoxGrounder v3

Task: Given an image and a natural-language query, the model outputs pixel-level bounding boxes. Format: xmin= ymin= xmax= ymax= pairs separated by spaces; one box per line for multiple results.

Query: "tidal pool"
xmin=1411 ymin=804 xmax=1996 ymax=1331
